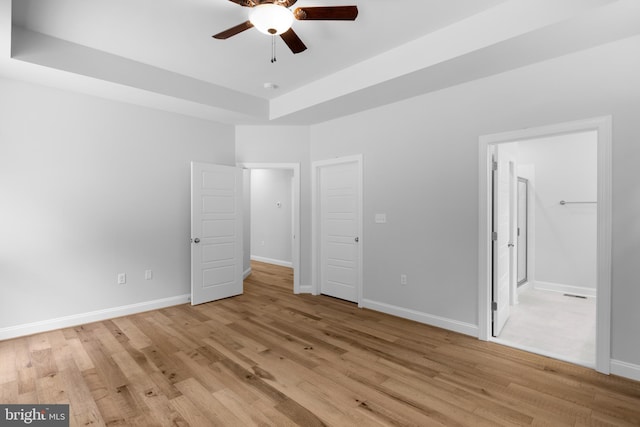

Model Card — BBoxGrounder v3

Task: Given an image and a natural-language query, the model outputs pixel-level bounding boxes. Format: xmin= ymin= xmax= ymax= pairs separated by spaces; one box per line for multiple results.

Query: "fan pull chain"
xmin=271 ymin=35 xmax=277 ymax=63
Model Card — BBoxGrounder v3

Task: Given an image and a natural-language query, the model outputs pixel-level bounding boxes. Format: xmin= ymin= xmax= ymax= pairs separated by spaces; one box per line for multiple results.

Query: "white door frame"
xmin=312 ymin=155 xmax=364 ymax=306
xmin=478 ymin=116 xmax=612 ymax=374
xmin=240 ymin=163 xmax=301 ymax=295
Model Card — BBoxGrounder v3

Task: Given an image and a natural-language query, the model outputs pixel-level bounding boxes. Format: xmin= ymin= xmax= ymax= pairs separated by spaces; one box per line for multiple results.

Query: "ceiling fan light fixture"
xmin=249 ymin=4 xmax=294 ymax=35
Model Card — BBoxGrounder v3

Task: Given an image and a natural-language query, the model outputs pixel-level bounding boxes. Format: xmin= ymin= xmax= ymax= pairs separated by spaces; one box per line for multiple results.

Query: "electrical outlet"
xmin=145 ymin=270 xmax=153 ymax=280
xmin=117 ymin=273 xmax=126 ymax=285
xmin=400 ymin=274 xmax=407 ymax=285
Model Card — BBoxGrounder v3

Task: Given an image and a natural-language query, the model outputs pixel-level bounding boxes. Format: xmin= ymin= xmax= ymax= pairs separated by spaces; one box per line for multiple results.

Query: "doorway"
xmin=493 ymin=133 xmax=598 ymax=366
xmin=240 ymin=163 xmax=301 ymax=294
xmin=478 ymin=116 xmax=612 ymax=374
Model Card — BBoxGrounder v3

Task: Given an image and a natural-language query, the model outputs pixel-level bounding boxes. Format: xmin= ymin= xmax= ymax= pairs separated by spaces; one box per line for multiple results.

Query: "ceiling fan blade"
xmin=212 ymin=21 xmax=254 ymax=39
xmin=294 ymin=6 xmax=358 ymax=21
xmin=280 ymin=28 xmax=307 ymax=54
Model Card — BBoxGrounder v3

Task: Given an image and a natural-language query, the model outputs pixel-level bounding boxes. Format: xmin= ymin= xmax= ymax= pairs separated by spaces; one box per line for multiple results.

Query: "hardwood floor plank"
xmin=227 ymin=319 xmax=319 ymax=370
xmin=139 ymin=345 xmax=187 ymax=387
xmin=59 ymin=367 xmax=105 ymax=426
xmin=0 ymin=261 xmax=638 ymax=426
xmin=14 ymin=339 xmax=37 ymax=395
xmin=27 ymin=333 xmax=51 ymax=352
xmin=249 ymin=399 xmax=301 ymax=427
xmin=273 ymin=398 xmax=328 ymax=427
xmin=111 ymin=317 xmax=153 ymax=350
xmin=0 ymin=380 xmax=18 ymax=404
xmin=15 ymin=389 xmax=38 ymax=405
xmin=312 ymin=359 xmax=452 ymax=426
xmin=212 ymin=388 xmax=274 ymax=426
xmin=435 ymin=371 xmax=575 ymax=426
xmin=0 ymin=341 xmax=17 ymax=385
xmin=83 ymin=368 xmax=127 ymax=426
xmin=66 ymin=337 xmax=95 ymax=371
xmin=131 ymin=316 xmax=181 ymax=356
xmin=237 ymin=345 xmax=357 ymax=416
xmin=172 ymin=351 xmax=226 ymax=393
xmin=29 ymin=345 xmax=57 ymax=380
xmin=174 ymin=378 xmax=244 ymax=426
xmin=34 ymin=370 xmax=66 ymax=405
xmin=169 ymin=395 xmax=213 ymax=427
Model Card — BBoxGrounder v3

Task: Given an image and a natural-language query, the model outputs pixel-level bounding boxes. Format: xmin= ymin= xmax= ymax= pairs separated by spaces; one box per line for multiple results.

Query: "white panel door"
xmin=191 ymin=162 xmax=243 ymax=305
xmin=492 ymin=148 xmax=512 ymax=336
xmin=319 ymin=161 xmax=361 ymax=303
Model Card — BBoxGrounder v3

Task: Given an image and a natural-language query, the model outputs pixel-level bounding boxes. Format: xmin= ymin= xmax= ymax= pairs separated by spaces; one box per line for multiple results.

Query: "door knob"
xmin=194 ymin=238 xmax=201 ymax=244
xmin=355 ymin=237 xmax=359 ymax=243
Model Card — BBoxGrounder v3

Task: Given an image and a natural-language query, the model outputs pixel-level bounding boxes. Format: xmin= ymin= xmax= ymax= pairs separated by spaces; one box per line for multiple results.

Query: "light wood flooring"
xmin=1 ymin=261 xmax=639 ymax=426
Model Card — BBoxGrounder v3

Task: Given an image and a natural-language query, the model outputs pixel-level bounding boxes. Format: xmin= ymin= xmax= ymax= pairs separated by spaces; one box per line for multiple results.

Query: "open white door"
xmin=191 ymin=162 xmax=243 ymax=305
xmin=492 ymin=148 xmax=512 ymax=336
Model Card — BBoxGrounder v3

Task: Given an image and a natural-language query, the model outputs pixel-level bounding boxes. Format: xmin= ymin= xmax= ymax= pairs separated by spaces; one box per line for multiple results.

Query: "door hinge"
xmin=492 ymin=231 xmax=498 ymax=241
xmin=491 ymin=301 xmax=498 ymax=311
xmin=492 ymin=161 xmax=498 ymax=171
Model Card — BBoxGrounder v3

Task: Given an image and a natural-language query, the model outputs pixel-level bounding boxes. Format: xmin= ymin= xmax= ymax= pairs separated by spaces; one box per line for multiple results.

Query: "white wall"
xmin=250 ymin=169 xmax=293 ymax=265
xmin=0 ymin=77 xmax=235 ymax=333
xmin=309 ymin=35 xmax=640 ymax=367
xmin=517 ymin=132 xmax=597 ymax=294
xmin=235 ymin=126 xmax=310 ymax=286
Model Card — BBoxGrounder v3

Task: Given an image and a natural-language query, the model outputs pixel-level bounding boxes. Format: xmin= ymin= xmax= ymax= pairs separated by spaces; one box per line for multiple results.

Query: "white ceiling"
xmin=2 ymin=0 xmax=640 ymax=124
xmin=10 ymin=0 xmax=507 ymax=98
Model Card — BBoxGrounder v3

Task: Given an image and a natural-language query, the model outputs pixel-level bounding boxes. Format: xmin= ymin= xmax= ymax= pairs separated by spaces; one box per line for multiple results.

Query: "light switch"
xmin=375 ymin=213 xmax=387 ymax=224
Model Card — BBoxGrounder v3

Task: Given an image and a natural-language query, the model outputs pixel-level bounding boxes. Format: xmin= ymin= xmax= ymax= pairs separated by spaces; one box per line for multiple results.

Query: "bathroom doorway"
xmin=478 ymin=116 xmax=612 ymax=374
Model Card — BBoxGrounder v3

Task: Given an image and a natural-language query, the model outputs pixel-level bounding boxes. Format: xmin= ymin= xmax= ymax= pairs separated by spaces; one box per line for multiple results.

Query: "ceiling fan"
xmin=212 ymin=0 xmax=359 ymax=56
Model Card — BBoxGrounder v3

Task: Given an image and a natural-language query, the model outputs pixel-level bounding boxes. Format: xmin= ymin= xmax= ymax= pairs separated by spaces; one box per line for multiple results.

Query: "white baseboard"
xmin=534 ymin=281 xmax=597 ymax=298
xmin=298 ymin=285 xmax=313 ymax=294
xmin=518 ymin=281 xmax=532 ymax=291
xmin=243 ymin=267 xmax=252 ymax=279
xmin=361 ymin=299 xmax=478 ymax=337
xmin=0 ymin=294 xmax=190 ymax=341
xmin=250 ymin=255 xmax=293 ymax=268
xmin=611 ymin=359 xmax=640 ymax=382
